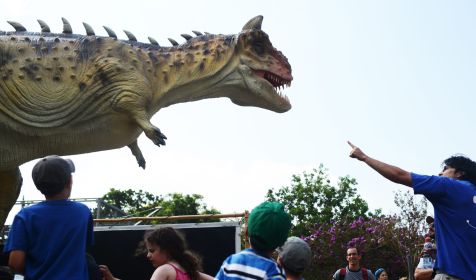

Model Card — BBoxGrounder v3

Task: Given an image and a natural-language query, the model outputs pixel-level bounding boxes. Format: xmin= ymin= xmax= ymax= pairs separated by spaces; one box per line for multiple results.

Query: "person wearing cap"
xmin=374 ymin=268 xmax=388 ymax=280
xmin=276 ymin=237 xmax=311 ymax=280
xmin=3 ymin=155 xmax=94 ymax=280
xmin=348 ymin=142 xmax=476 ymax=280
xmin=215 ymin=201 xmax=292 ymax=280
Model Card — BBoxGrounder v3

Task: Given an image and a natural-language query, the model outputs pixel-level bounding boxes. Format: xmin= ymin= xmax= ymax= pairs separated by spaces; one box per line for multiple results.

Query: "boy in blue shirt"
xmin=215 ymin=201 xmax=291 ymax=280
xmin=4 ymin=155 xmax=94 ymax=280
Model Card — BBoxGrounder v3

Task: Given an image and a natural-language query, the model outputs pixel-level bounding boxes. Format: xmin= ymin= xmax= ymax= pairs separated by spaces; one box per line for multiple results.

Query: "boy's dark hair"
xmin=144 ymin=227 xmax=202 ymax=280
xmin=443 ymin=155 xmax=476 ymax=185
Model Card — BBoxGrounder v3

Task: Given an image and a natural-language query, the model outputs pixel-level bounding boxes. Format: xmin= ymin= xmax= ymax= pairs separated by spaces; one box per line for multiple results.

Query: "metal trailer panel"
xmin=90 ymin=222 xmax=241 ymax=279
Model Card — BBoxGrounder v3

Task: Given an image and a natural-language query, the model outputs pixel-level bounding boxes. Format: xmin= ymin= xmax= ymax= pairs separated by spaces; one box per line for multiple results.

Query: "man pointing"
xmin=347 ymin=141 xmax=476 ymax=280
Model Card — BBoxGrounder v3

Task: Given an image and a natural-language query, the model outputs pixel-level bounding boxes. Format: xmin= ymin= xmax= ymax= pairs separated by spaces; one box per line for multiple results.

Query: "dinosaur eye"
xmin=252 ymin=41 xmax=265 ymax=55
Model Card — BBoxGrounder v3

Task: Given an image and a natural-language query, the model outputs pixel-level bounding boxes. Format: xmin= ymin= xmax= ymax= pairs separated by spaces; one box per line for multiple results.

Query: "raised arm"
xmin=347 ymin=141 xmax=412 ymax=187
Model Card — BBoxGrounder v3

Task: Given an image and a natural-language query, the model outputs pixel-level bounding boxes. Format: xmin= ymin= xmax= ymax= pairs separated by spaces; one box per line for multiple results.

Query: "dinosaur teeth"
xmin=263 ymin=71 xmax=289 ymax=88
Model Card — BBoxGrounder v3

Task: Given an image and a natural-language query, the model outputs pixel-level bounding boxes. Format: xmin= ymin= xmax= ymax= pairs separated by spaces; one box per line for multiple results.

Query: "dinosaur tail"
xmin=0 ymin=167 xmax=22 ymax=231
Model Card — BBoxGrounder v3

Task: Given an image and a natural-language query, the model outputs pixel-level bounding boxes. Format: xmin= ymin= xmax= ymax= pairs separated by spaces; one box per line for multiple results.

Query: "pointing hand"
xmin=347 ymin=141 xmax=367 ymax=161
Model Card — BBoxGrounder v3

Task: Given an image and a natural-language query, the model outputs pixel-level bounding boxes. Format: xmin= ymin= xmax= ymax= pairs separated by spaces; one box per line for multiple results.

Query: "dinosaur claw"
xmin=153 ymin=128 xmax=167 ymax=146
xmin=138 ymin=158 xmax=146 ymax=169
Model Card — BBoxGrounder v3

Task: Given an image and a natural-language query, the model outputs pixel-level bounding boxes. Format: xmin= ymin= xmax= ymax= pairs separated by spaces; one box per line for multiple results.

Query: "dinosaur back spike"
xmin=181 ymin=34 xmax=193 ymax=40
xmin=37 ymin=19 xmax=51 ymax=33
xmin=168 ymin=38 xmax=179 ymax=46
xmin=123 ymin=30 xmax=137 ymax=42
xmin=148 ymin=37 xmax=160 ymax=46
xmin=62 ymin=17 xmax=72 ymax=34
xmin=103 ymin=26 xmax=117 ymax=39
xmin=83 ymin=22 xmax=95 ymax=36
xmin=192 ymin=30 xmax=203 ymax=36
xmin=242 ymin=15 xmax=263 ymax=31
xmin=7 ymin=21 xmax=27 ymax=32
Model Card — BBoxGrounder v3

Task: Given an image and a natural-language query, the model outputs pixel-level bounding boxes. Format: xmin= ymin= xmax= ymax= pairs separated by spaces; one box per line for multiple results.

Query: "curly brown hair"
xmin=144 ymin=227 xmax=202 ymax=280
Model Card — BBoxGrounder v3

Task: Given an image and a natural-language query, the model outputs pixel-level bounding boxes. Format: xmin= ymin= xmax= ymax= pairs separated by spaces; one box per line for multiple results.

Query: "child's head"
xmin=144 ymin=227 xmax=186 ymax=263
xmin=277 ymin=236 xmax=312 ymax=277
xmin=144 ymin=227 xmax=202 ymax=279
xmin=247 ymin=201 xmax=291 ymax=252
xmin=31 ymin=155 xmax=75 ymax=196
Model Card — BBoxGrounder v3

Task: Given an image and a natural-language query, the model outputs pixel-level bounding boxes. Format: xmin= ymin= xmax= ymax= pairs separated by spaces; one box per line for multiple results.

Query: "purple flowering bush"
xmin=265 ymin=167 xmax=429 ymax=279
xmin=302 ymin=215 xmax=421 ymax=280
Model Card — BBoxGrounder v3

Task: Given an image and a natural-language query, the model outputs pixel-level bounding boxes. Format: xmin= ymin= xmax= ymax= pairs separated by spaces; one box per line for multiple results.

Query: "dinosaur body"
xmin=0 ymin=16 xmax=292 ymax=226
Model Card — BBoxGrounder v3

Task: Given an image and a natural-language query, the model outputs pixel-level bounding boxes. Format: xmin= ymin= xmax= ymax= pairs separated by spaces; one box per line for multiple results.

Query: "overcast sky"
xmin=2 ymin=0 xmax=476 ymax=223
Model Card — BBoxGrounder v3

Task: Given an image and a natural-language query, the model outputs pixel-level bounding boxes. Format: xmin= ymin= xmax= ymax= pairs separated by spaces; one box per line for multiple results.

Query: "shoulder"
xmin=224 ymin=249 xmax=256 ymax=262
xmin=67 ymin=201 xmax=93 ymax=215
xmin=150 ymin=264 xmax=176 ymax=280
xmin=69 ymin=200 xmax=90 ymax=209
xmin=412 ymin=174 xmax=450 ymax=194
xmin=332 ymin=268 xmax=344 ymax=279
xmin=220 ymin=250 xmax=283 ymax=279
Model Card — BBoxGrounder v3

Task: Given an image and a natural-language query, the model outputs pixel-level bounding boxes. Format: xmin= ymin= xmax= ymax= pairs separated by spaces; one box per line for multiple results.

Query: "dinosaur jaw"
xmin=230 ymin=65 xmax=292 ymax=113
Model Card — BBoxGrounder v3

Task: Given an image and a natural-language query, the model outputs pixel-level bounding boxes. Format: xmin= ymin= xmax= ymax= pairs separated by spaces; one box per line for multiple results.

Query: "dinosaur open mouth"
xmin=254 ymin=70 xmax=292 ymax=90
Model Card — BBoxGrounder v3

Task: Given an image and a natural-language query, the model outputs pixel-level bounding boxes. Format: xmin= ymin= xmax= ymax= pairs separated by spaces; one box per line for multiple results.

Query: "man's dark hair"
xmin=346 ymin=246 xmax=360 ymax=255
xmin=443 ymin=155 xmax=476 ymax=185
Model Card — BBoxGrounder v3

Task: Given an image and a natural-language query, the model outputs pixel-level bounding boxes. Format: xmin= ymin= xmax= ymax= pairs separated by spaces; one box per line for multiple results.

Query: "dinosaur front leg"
xmin=0 ymin=167 xmax=22 ymax=230
xmin=128 ymin=140 xmax=146 ymax=169
xmin=135 ymin=117 xmax=167 ymax=147
xmin=112 ymin=92 xmax=167 ymax=147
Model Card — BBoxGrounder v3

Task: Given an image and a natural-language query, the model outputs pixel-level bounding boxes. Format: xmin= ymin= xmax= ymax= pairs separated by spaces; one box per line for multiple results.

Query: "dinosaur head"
xmin=229 ymin=16 xmax=293 ymax=113
xmin=152 ymin=16 xmax=292 ymax=114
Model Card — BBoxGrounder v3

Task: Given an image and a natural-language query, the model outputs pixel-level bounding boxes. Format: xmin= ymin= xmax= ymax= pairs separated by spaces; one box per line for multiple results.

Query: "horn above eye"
xmin=241 ymin=15 xmax=263 ymax=31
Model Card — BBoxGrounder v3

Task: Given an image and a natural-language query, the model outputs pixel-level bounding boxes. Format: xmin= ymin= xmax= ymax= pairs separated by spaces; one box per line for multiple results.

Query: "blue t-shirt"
xmin=4 ymin=200 xmax=94 ymax=280
xmin=412 ymin=173 xmax=476 ymax=279
xmin=215 ymin=248 xmax=285 ymax=280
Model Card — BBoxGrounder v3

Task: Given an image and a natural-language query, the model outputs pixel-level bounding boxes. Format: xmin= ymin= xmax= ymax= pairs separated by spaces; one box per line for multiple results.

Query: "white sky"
xmin=2 ymin=0 xmax=476 ymax=223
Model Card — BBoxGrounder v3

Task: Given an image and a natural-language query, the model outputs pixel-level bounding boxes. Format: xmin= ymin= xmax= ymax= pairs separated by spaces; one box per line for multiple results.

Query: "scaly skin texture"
xmin=0 ymin=16 xmax=292 ymax=227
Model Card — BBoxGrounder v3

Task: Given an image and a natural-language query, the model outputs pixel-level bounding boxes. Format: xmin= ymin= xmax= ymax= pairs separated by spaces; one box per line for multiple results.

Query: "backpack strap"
xmin=361 ymin=267 xmax=368 ymax=280
xmin=339 ymin=268 xmax=346 ymax=280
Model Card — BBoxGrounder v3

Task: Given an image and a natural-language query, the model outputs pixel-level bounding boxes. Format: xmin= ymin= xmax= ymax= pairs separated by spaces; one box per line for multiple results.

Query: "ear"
xmin=455 ymin=170 xmax=465 ymax=179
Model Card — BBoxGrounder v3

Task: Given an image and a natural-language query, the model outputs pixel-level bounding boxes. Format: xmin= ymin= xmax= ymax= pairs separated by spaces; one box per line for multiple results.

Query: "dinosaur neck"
xmin=147 ymin=35 xmax=238 ymax=110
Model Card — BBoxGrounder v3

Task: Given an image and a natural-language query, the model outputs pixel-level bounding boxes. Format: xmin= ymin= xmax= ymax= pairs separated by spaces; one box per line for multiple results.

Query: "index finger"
xmin=347 ymin=141 xmax=356 ymax=148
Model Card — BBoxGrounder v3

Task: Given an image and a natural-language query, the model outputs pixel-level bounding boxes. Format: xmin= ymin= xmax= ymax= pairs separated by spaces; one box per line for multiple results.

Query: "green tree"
xmin=266 ymin=165 xmax=376 ymax=236
xmin=93 ymin=188 xmax=220 ymax=223
xmin=95 ymin=188 xmax=162 ymax=218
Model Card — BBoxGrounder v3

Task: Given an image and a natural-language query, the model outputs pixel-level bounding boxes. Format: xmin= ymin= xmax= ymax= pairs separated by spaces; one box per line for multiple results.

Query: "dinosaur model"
xmin=0 ymin=15 xmax=292 ymax=227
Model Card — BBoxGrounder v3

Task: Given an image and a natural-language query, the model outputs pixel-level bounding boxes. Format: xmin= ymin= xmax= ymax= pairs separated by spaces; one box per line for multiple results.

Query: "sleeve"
xmin=411 ymin=173 xmax=450 ymax=200
xmin=214 ymin=259 xmax=227 ymax=280
xmin=332 ymin=269 xmax=340 ymax=280
xmin=3 ymin=213 xmax=28 ymax=252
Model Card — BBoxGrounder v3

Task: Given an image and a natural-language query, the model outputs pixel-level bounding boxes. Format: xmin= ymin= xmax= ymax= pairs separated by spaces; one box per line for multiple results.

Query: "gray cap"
xmin=277 ymin=236 xmax=312 ymax=274
xmin=32 ymin=155 xmax=75 ymax=195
